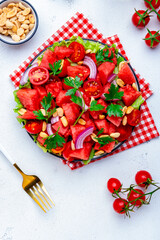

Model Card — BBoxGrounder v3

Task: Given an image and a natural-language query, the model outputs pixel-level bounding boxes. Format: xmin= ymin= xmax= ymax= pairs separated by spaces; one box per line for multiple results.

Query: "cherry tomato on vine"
xmin=135 ymin=170 xmax=152 ymax=187
xmin=107 ymin=178 xmax=122 ymax=193
xmin=132 ymin=10 xmax=150 ymax=29
xmin=127 ymin=189 xmax=145 ymax=206
xmin=68 ymin=42 xmax=85 ymax=62
xmin=144 ymin=29 xmax=160 ymax=48
xmin=29 ymin=67 xmax=49 ymax=85
xmin=25 ymin=120 xmax=43 ymax=134
xmin=83 ymin=79 xmax=102 ymax=99
xmin=144 ymin=0 xmax=160 ymax=9
xmin=157 ymin=9 xmax=160 ymax=22
xmin=113 ymin=198 xmax=128 ymax=214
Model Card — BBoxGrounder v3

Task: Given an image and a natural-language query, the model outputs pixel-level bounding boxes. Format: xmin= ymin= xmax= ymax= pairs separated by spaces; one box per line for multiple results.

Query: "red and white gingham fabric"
xmin=10 ymin=12 xmax=159 ymax=170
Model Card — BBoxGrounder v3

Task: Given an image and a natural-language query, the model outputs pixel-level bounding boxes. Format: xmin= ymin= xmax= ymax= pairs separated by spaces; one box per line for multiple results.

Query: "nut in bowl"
xmin=0 ymin=0 xmax=38 ymax=45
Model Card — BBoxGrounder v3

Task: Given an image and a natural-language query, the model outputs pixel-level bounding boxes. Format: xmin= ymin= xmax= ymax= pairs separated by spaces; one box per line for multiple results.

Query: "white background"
xmin=0 ymin=0 xmax=160 ymax=239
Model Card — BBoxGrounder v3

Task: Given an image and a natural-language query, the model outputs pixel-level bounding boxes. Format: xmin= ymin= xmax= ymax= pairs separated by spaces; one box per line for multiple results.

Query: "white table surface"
xmin=0 ymin=0 xmax=160 ymax=239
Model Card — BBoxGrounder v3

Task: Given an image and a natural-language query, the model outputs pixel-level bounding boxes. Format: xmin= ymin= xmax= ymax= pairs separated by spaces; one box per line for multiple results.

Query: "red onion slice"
xmin=20 ymin=62 xmax=38 ymax=85
xmin=51 ymin=116 xmax=59 ymax=124
xmin=47 ymin=123 xmax=54 ymax=136
xmin=83 ymin=56 xmax=97 ymax=79
xmin=76 ymin=91 xmax=89 ymax=111
xmin=107 ymin=73 xmax=117 ymax=83
xmin=75 ymin=126 xmax=94 ymax=149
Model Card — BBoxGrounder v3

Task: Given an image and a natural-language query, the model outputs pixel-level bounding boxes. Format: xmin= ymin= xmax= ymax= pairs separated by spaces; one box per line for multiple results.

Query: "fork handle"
xmin=0 ymin=143 xmax=16 ymax=165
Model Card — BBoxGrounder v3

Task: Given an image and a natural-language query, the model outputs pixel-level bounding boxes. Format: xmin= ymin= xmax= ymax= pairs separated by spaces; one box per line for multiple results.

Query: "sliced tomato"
xmin=29 ymin=67 xmax=49 ymax=86
xmin=68 ymin=42 xmax=85 ymax=62
xmin=67 ymin=65 xmax=90 ymax=81
xmin=127 ymin=109 xmax=141 ymax=126
xmin=25 ymin=120 xmax=43 ymax=134
xmin=54 ymin=46 xmax=74 ymax=59
xmin=83 ymin=79 xmax=102 ymax=99
xmin=58 ymin=59 xmax=70 ymax=78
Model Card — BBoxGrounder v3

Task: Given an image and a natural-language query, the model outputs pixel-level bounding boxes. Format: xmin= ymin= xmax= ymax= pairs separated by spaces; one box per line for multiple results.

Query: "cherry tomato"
xmin=68 ymin=42 xmax=85 ymax=62
xmin=107 ymin=178 xmax=122 ymax=193
xmin=144 ymin=0 xmax=160 ymax=9
xmin=128 ymin=189 xmax=145 ymax=206
xmin=52 ymin=144 xmax=65 ymax=154
xmin=132 ymin=10 xmax=150 ymax=29
xmin=25 ymin=120 xmax=43 ymax=134
xmin=157 ymin=9 xmax=160 ymax=22
xmin=135 ymin=170 xmax=152 ymax=187
xmin=113 ymin=198 xmax=128 ymax=214
xmin=144 ymin=30 xmax=160 ymax=48
xmin=127 ymin=109 xmax=141 ymax=126
xmin=83 ymin=79 xmax=102 ymax=99
xmin=29 ymin=67 xmax=49 ymax=85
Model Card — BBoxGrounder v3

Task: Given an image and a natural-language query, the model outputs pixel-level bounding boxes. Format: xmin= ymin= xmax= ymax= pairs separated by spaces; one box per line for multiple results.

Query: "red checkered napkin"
xmin=10 ymin=12 xmax=159 ymax=170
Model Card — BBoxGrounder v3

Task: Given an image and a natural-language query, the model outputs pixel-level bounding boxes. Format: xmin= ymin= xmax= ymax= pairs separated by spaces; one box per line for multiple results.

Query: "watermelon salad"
xmin=13 ymin=36 xmax=145 ymax=164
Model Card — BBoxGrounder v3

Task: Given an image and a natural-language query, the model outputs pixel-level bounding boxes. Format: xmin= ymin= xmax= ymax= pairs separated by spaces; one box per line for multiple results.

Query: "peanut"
xmin=95 ymin=150 xmax=105 ymax=156
xmin=78 ymin=118 xmax=86 ymax=125
xmin=85 ymin=49 xmax=92 ymax=54
xmin=42 ymin=121 xmax=47 ymax=132
xmin=18 ymin=108 xmax=27 ymax=115
xmin=99 ymin=114 xmax=105 ymax=120
xmin=40 ymin=109 xmax=46 ymax=116
xmin=132 ymin=83 xmax=138 ymax=91
xmin=61 ymin=116 xmax=68 ymax=127
xmin=122 ymin=116 xmax=127 ymax=126
xmin=57 ymin=107 xmax=64 ymax=117
xmin=12 ymin=34 xmax=20 ymax=42
xmin=39 ymin=132 xmax=48 ymax=138
xmin=71 ymin=140 xmax=75 ymax=151
xmin=110 ymin=132 xmax=120 ymax=138
xmin=126 ymin=106 xmax=134 ymax=115
xmin=91 ymin=133 xmax=98 ymax=142
xmin=117 ymin=78 xmax=125 ymax=87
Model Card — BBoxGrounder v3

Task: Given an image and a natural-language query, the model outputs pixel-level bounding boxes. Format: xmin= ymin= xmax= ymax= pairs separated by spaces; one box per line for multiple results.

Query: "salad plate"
xmin=13 ymin=36 xmax=144 ymax=165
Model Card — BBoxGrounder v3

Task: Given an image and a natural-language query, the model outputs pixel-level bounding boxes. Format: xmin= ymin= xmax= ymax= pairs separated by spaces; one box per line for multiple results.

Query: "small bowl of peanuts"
xmin=0 ymin=0 xmax=38 ymax=45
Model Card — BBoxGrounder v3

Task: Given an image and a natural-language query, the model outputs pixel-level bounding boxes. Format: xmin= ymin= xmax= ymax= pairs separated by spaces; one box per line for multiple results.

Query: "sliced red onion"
xmin=76 ymin=91 xmax=88 ymax=111
xmin=47 ymin=123 xmax=54 ymax=136
xmin=20 ymin=62 xmax=38 ymax=85
xmin=107 ymin=73 xmax=117 ymax=83
xmin=51 ymin=116 xmax=59 ymax=124
xmin=101 ymin=93 xmax=105 ymax=100
xmin=75 ymin=126 xmax=94 ymax=149
xmin=83 ymin=56 xmax=97 ymax=79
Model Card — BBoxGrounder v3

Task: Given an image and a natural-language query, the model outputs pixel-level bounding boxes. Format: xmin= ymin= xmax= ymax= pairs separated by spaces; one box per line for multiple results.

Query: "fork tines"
xmin=26 ymin=182 xmax=55 ymax=213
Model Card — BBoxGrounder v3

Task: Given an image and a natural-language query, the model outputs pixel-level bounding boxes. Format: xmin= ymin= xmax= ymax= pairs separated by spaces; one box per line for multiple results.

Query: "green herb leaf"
xmin=49 ymin=60 xmax=62 ymax=75
xmin=65 ymin=88 xmax=77 ymax=96
xmin=44 ymin=131 xmax=65 ymax=150
xmin=90 ymin=100 xmax=105 ymax=111
xmin=83 ymin=148 xmax=95 ymax=165
xmin=107 ymin=104 xmax=123 ymax=117
xmin=104 ymin=83 xmax=124 ymax=101
xmin=19 ymin=80 xmax=31 ymax=89
xmin=96 ymin=47 xmax=114 ymax=64
xmin=41 ymin=92 xmax=53 ymax=111
xmin=33 ymin=110 xmax=46 ymax=120
xmin=96 ymin=136 xmax=115 ymax=148
xmin=71 ymin=95 xmax=83 ymax=107
xmin=64 ymin=77 xmax=75 ymax=88
xmin=97 ymin=128 xmax=104 ymax=136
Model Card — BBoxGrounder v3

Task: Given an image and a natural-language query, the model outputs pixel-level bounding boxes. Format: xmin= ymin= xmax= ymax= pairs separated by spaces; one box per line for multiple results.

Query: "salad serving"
xmin=13 ymin=36 xmax=144 ymax=164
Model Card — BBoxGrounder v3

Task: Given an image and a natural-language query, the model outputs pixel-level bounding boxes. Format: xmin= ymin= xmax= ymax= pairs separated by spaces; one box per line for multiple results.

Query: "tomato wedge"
xmin=52 ymin=143 xmax=66 ymax=154
xmin=127 ymin=109 xmax=141 ymax=126
xmin=29 ymin=67 xmax=49 ymax=85
xmin=68 ymin=42 xmax=85 ymax=62
xmin=25 ymin=120 xmax=43 ymax=134
xmin=83 ymin=79 xmax=102 ymax=99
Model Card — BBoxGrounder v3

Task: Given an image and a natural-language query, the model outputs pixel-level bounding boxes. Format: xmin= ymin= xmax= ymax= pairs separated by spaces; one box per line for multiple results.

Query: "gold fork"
xmin=0 ymin=143 xmax=54 ymax=213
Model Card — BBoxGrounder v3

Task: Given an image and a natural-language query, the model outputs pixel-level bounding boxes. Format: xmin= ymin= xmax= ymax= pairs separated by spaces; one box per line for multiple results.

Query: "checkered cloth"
xmin=10 ymin=12 xmax=159 ymax=170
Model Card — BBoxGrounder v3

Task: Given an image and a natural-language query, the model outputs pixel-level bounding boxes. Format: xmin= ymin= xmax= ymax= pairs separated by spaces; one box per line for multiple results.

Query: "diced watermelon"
xmin=17 ymin=111 xmax=37 ymax=119
xmin=127 ymin=109 xmax=141 ymax=126
xmin=37 ymin=133 xmax=48 ymax=146
xmin=40 ymin=49 xmax=57 ymax=70
xmin=116 ymin=124 xmax=133 ymax=142
xmin=94 ymin=119 xmax=110 ymax=134
xmin=63 ymin=142 xmax=74 ymax=161
xmin=83 ymin=92 xmax=91 ymax=106
xmin=118 ymin=62 xmax=136 ymax=85
xmin=94 ymin=141 xmax=115 ymax=153
xmin=52 ymin=119 xmax=69 ymax=136
xmin=70 ymin=124 xmax=86 ymax=142
xmin=69 ymin=142 xmax=92 ymax=160
xmin=64 ymin=128 xmax=71 ymax=138
xmin=85 ymin=117 xmax=96 ymax=131
xmin=54 ymin=46 xmax=74 ymax=59
xmin=103 ymin=82 xmax=111 ymax=94
xmin=98 ymin=62 xmax=115 ymax=85
xmin=106 ymin=115 xmax=122 ymax=127
xmin=17 ymin=89 xmax=39 ymax=111
xmin=58 ymin=59 xmax=70 ymax=78
xmin=108 ymin=122 xmax=116 ymax=134
xmin=33 ymin=86 xmax=47 ymax=106
xmin=89 ymin=98 xmax=108 ymax=120
xmin=67 ymin=65 xmax=90 ymax=81
xmin=45 ymin=81 xmax=63 ymax=98
xmin=62 ymin=102 xmax=80 ymax=125
xmin=119 ymin=84 xmax=141 ymax=106
xmin=81 ymin=111 xmax=90 ymax=121
xmin=56 ymin=90 xmax=71 ymax=107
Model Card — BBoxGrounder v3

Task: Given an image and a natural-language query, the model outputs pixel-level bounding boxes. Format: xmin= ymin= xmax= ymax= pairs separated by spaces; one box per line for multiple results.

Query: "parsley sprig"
xmin=64 ymin=76 xmax=106 ymax=125
xmin=104 ymin=83 xmax=124 ymax=101
xmin=33 ymin=93 xmax=56 ymax=121
xmin=44 ymin=129 xmax=65 ymax=150
xmin=107 ymin=104 xmax=123 ymax=117
xmin=96 ymin=136 xmax=115 ymax=148
xmin=96 ymin=48 xmax=114 ymax=64
xmin=49 ymin=60 xmax=62 ymax=75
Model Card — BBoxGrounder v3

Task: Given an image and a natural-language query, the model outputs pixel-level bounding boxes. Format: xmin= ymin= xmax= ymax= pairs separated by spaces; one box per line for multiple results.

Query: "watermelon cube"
xmin=54 ymin=46 xmax=74 ymax=59
xmin=40 ymin=49 xmax=57 ymax=70
xmin=94 ymin=141 xmax=115 ymax=153
xmin=119 ymin=84 xmax=141 ymax=106
xmin=94 ymin=119 xmax=110 ymax=134
xmin=56 ymin=90 xmax=72 ymax=107
xmin=98 ymin=62 xmax=115 ymax=85
xmin=52 ymin=119 xmax=69 ymax=136
xmin=69 ymin=142 xmax=93 ymax=160
xmin=17 ymin=89 xmax=39 ymax=111
xmin=106 ymin=115 xmax=122 ymax=127
xmin=118 ymin=62 xmax=136 ymax=85
xmin=62 ymin=102 xmax=80 ymax=125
